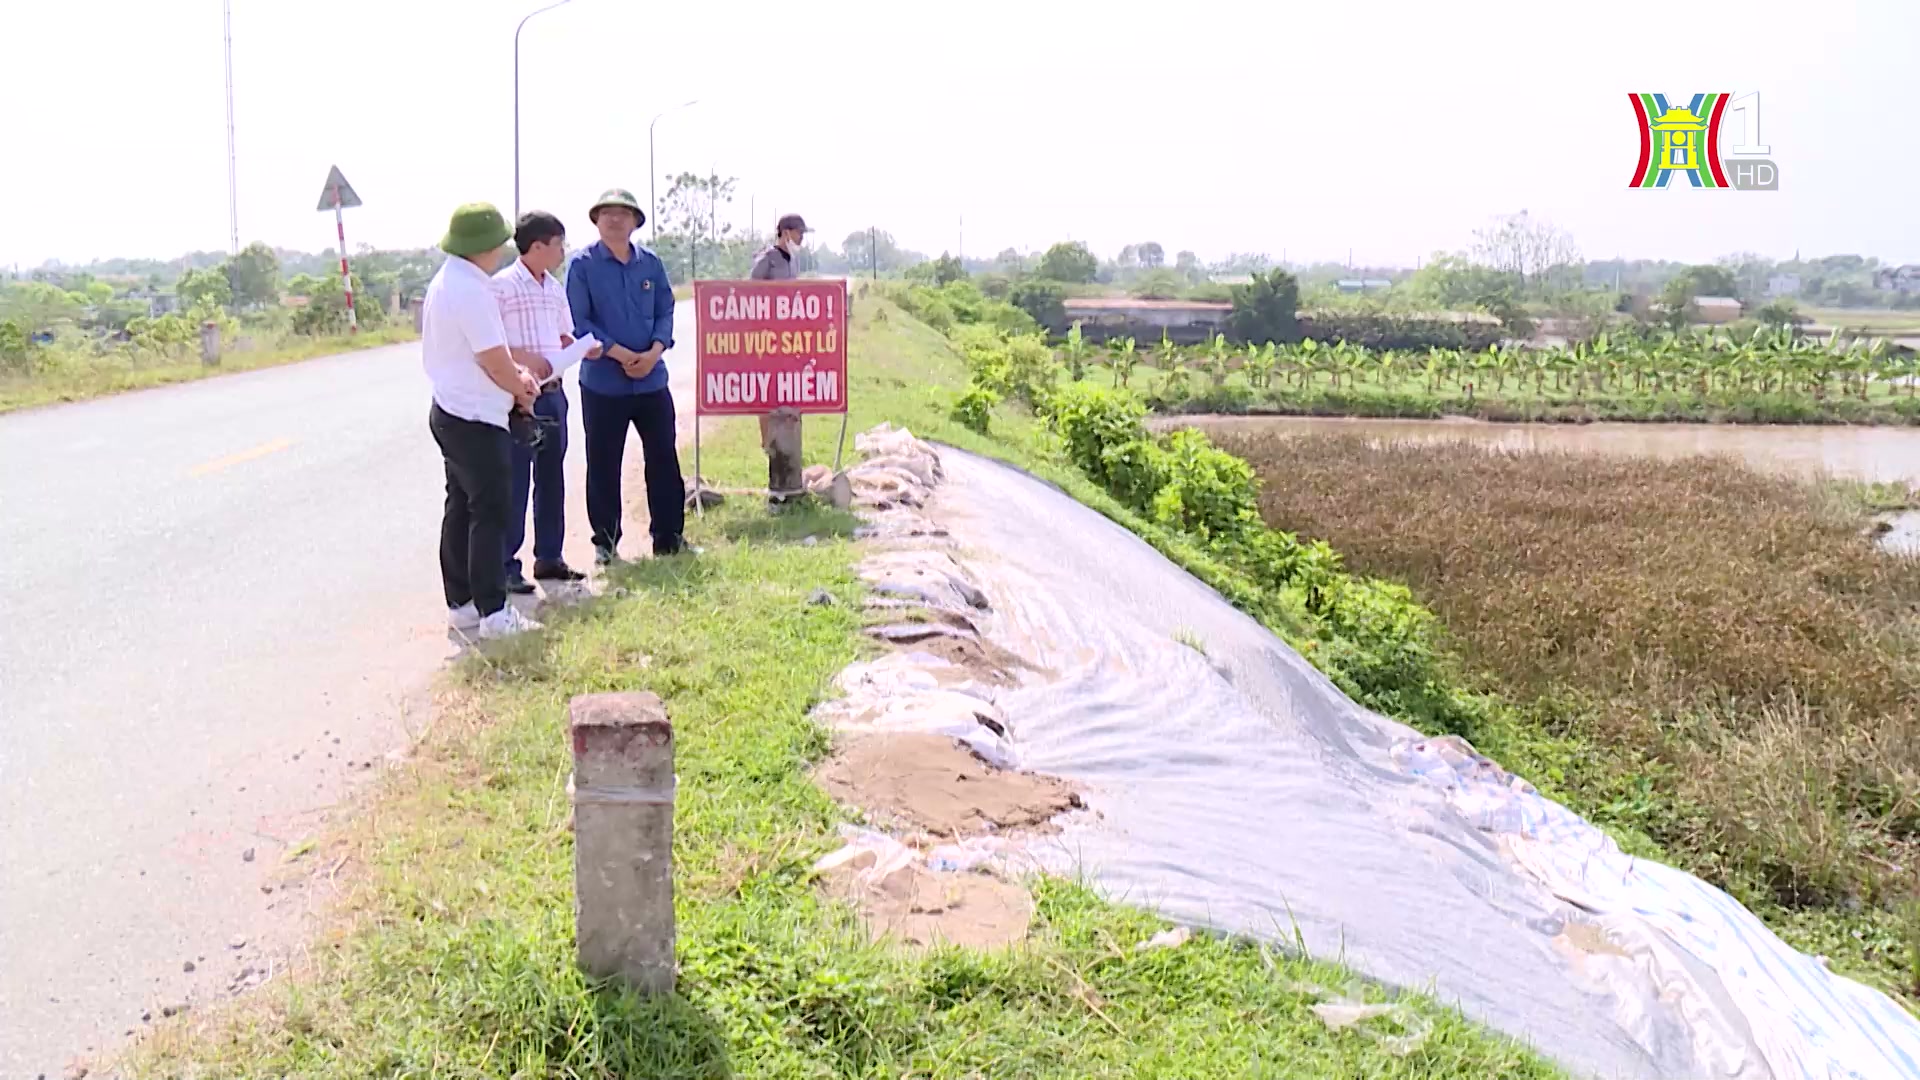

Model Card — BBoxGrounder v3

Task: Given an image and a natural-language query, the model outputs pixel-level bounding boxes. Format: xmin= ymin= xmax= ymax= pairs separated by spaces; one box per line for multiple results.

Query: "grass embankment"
xmin=0 ymin=326 xmax=418 ymax=414
xmin=1208 ymin=432 xmax=1920 ymax=1001
xmin=135 ymin=296 xmax=1559 ymax=1078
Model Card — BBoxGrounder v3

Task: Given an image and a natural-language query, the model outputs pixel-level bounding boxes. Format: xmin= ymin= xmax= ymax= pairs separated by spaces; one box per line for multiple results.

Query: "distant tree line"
xmin=12 ymin=200 xmax=1913 ymax=355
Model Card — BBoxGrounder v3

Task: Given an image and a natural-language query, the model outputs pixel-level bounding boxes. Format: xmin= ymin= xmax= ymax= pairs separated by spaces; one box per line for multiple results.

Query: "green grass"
xmin=130 ymin=291 xmax=1561 ymax=1078
xmin=1830 ymin=478 xmax=1920 ymax=512
xmin=0 ymin=326 xmax=418 ymax=414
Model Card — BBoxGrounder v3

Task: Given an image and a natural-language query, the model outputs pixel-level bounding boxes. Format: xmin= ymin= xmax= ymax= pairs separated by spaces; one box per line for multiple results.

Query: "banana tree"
xmin=1160 ymin=359 xmax=1193 ymax=401
xmin=1109 ymin=336 xmax=1139 ymax=388
xmin=1061 ymin=322 xmax=1092 ymax=383
xmin=1423 ymin=348 xmax=1453 ymax=395
xmin=1204 ymin=333 xmax=1232 ymax=389
xmin=1894 ymin=350 xmax=1920 ymax=399
xmin=1296 ymin=339 xmax=1324 ymax=390
xmin=1862 ymin=338 xmax=1888 ymax=400
xmin=1460 ymin=345 xmax=1503 ymax=400
xmin=1244 ymin=342 xmax=1278 ymax=391
xmin=1374 ymin=349 xmax=1403 ymax=391
xmin=1587 ymin=332 xmax=1616 ymax=393
xmin=1476 ymin=344 xmax=1515 ymax=394
xmin=1155 ymin=331 xmax=1180 ymax=376
xmin=1335 ymin=342 xmax=1369 ymax=390
xmin=1525 ymin=348 xmax=1556 ymax=396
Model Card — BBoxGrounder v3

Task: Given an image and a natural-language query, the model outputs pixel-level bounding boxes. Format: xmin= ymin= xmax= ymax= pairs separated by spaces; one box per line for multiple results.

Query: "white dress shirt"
xmin=492 ymin=257 xmax=577 ymax=380
xmin=421 ymin=255 xmax=511 ymax=428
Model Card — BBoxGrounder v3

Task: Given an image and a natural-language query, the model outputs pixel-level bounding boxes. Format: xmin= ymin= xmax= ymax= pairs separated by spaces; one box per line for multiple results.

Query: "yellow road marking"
xmin=190 ymin=437 xmax=295 ymax=477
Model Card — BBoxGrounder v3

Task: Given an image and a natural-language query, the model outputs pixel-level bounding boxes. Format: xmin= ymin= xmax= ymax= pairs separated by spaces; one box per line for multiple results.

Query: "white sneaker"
xmin=448 ymin=603 xmax=481 ymax=631
xmin=478 ymin=605 xmax=544 ymax=640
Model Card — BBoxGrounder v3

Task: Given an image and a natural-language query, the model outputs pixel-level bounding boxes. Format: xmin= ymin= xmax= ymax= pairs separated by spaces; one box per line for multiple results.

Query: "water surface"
xmin=1182 ymin=414 xmax=1920 ymax=484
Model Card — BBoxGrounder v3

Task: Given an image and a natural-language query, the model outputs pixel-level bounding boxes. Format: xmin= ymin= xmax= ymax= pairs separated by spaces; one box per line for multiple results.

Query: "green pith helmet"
xmin=440 ymin=202 xmax=512 ymax=257
xmin=588 ymin=188 xmax=645 ymax=227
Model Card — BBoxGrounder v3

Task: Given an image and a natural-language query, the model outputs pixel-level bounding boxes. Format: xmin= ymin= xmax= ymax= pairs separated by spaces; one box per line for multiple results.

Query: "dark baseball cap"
xmin=776 ymin=213 xmax=808 ymax=234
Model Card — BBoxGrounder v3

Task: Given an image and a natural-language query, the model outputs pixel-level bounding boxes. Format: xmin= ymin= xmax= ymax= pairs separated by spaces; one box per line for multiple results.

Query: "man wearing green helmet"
xmin=565 ymin=188 xmax=688 ymax=562
xmin=421 ymin=202 xmax=544 ymax=640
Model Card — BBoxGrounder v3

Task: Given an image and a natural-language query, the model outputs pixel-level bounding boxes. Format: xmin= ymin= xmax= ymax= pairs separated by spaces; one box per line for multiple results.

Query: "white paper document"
xmin=540 ymin=334 xmax=599 ymax=385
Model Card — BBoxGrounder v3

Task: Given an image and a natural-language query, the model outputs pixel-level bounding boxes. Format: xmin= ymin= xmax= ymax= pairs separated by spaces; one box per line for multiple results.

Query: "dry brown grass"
xmin=1213 ymin=429 xmax=1920 ymax=911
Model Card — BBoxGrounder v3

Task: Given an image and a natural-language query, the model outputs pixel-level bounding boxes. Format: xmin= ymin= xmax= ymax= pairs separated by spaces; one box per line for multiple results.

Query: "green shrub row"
xmin=1038 ymin=379 xmax=1449 ymax=708
xmin=902 ymin=281 xmax=1658 ymax=803
xmin=923 ymin=301 xmax=1455 ymax=720
xmin=891 ymin=279 xmax=1038 ymax=337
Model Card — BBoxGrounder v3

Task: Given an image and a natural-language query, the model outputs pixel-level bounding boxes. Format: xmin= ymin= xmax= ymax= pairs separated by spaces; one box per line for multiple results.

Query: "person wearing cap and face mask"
xmin=564 ymin=188 xmax=688 ymax=563
xmin=421 ymin=203 xmax=544 ymax=640
xmin=750 ymin=214 xmax=807 ymax=505
xmin=749 ymin=214 xmax=807 ymax=282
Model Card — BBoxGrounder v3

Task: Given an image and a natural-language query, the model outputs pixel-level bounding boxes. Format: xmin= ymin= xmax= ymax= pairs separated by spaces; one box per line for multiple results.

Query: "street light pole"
xmin=513 ymin=0 xmax=574 ymax=220
xmin=648 ymin=99 xmax=700 ymax=248
xmin=222 ymin=0 xmax=238 ymax=255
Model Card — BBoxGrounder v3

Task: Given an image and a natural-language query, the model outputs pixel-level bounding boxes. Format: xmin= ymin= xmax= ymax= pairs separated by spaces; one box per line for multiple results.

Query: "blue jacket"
xmin=565 ymin=240 xmax=676 ymax=396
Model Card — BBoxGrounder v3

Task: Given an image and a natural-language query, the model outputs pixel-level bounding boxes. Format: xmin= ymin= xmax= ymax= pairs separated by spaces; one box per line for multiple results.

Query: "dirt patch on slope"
xmin=818 ymin=859 xmax=1034 ymax=950
xmin=813 ymin=732 xmax=1078 ymax=950
xmin=912 ymin=634 xmax=1035 ymax=686
xmin=816 ymin=733 xmax=1081 ymax=837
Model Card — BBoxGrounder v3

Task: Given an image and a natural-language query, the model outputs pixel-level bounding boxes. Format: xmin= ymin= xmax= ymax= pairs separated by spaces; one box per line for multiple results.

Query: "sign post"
xmin=692 ymin=279 xmax=850 ymax=508
xmin=313 ymin=165 xmax=364 ymax=333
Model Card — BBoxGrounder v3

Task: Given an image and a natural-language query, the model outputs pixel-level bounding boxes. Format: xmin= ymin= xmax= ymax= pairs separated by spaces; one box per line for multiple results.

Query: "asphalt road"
xmin=0 ymin=306 xmax=698 ymax=1078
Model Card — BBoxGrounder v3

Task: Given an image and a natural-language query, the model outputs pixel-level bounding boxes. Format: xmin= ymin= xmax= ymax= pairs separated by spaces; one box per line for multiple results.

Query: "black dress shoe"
xmin=654 ymin=535 xmax=700 ymax=557
xmin=504 ymin=569 xmax=537 ymax=595
xmin=533 ymin=559 xmax=586 ymax=582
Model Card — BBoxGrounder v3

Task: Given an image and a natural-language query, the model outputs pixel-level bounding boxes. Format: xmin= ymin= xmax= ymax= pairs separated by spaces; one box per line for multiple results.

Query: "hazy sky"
xmin=5 ymin=0 xmax=1915 ymax=270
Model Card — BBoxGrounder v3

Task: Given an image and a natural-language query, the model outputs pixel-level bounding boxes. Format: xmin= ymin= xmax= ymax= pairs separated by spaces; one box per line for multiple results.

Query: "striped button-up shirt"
xmin=491 ymin=257 xmax=574 ymax=379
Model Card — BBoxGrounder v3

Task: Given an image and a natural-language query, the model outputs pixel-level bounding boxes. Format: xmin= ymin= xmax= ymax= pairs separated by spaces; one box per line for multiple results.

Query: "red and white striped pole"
xmin=333 ymin=188 xmax=357 ymax=334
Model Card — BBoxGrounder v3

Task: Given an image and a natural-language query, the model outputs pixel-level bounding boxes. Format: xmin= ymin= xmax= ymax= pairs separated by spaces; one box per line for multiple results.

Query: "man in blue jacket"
xmin=565 ymin=188 xmax=688 ymax=561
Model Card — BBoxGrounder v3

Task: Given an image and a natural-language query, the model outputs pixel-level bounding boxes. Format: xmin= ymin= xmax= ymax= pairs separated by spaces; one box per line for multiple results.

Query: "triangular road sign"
xmin=315 ymin=165 xmax=363 ymax=211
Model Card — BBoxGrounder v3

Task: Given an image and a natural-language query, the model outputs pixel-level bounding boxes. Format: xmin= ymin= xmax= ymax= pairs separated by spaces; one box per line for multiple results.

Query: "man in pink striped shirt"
xmin=492 ymin=211 xmax=594 ymax=590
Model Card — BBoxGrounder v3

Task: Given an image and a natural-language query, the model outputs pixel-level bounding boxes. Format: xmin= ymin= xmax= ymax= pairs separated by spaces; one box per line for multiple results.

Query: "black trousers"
xmin=580 ymin=385 xmax=685 ymax=554
xmin=429 ymin=403 xmax=513 ymax=616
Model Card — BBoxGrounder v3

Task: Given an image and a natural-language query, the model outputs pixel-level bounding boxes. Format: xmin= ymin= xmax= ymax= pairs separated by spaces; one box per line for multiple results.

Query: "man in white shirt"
xmin=422 ymin=202 xmax=543 ymax=640
xmin=493 ymin=210 xmax=593 ymax=592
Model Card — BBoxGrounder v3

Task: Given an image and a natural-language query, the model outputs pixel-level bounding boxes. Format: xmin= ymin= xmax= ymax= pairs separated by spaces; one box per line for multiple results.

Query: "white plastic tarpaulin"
xmin=837 ymin=435 xmax=1920 ymax=1080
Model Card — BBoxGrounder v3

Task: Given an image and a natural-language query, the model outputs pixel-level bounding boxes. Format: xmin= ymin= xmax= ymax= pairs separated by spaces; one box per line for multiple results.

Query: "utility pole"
xmin=222 ymin=0 xmax=238 ymax=254
xmin=647 ymin=99 xmax=698 ymax=247
xmin=513 ymin=0 xmax=575 ymax=219
xmin=870 ymin=226 xmax=877 ymax=280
